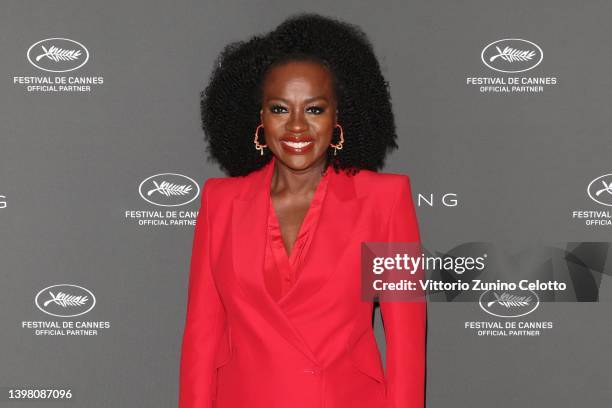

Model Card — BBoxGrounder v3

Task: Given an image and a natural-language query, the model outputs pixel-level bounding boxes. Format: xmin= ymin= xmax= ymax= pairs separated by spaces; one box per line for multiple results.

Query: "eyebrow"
xmin=266 ymin=96 xmax=329 ymax=103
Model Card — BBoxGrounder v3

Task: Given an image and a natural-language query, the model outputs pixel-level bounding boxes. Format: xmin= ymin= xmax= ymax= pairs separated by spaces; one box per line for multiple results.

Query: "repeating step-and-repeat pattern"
xmin=1 ymin=1 xmax=611 ymax=407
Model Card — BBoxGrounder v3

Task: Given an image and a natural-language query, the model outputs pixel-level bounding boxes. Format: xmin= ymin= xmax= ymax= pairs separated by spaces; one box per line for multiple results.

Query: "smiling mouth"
xmin=280 ymin=138 xmax=315 ymax=154
xmin=281 ymin=140 xmax=313 ymax=148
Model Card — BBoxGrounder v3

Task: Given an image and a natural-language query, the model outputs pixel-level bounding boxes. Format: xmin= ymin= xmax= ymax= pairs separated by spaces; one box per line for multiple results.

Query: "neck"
xmin=270 ymin=156 xmax=328 ymax=196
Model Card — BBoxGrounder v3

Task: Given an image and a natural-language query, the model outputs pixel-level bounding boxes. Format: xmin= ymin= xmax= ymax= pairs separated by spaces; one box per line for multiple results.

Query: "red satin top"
xmin=263 ymin=167 xmax=331 ymax=302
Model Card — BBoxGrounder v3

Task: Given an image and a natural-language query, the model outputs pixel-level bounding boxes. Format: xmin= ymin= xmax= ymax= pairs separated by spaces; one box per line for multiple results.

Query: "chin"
xmin=275 ymin=152 xmax=325 ymax=171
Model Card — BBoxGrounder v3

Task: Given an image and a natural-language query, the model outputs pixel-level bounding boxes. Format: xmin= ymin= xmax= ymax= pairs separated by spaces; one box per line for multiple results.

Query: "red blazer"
xmin=179 ymin=157 xmax=426 ymax=408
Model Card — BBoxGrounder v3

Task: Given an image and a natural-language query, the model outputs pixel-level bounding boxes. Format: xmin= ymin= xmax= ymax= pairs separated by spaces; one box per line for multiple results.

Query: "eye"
xmin=306 ymin=106 xmax=325 ymax=115
xmin=269 ymin=104 xmax=287 ymax=114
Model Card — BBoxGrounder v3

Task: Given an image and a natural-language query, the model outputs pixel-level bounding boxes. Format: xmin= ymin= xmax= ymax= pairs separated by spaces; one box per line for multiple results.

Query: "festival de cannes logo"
xmin=27 ymin=38 xmax=89 ymax=72
xmin=479 ymin=290 xmax=539 ymax=318
xmin=138 ymin=173 xmax=200 ymax=207
xmin=587 ymin=174 xmax=612 ymax=207
xmin=481 ymin=39 xmax=543 ymax=73
xmin=35 ymin=284 xmax=96 ymax=317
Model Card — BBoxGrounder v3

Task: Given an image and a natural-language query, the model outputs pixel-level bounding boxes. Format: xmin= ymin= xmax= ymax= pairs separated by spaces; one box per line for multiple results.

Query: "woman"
xmin=179 ymin=13 xmax=426 ymax=408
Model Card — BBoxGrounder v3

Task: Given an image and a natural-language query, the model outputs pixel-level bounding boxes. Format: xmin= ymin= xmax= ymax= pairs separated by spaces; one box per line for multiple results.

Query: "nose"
xmin=285 ymin=110 xmax=308 ymax=134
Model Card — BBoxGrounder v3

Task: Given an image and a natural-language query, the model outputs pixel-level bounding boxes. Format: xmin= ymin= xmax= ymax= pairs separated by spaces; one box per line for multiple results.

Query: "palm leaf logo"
xmin=35 ymin=45 xmax=82 ymax=62
xmin=490 ymin=46 xmax=536 ymax=63
xmin=146 ymin=180 xmax=193 ymax=197
xmin=487 ymin=292 xmax=532 ymax=308
xmin=43 ymin=291 xmax=89 ymax=308
xmin=595 ymin=180 xmax=612 ymax=197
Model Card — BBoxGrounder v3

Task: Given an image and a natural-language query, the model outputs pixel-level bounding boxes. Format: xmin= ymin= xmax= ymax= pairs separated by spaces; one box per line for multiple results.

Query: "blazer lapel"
xmin=231 ymin=157 xmax=319 ymax=364
xmin=231 ymin=157 xmax=365 ymax=365
xmin=231 ymin=158 xmax=273 ymax=309
xmin=277 ymin=164 xmax=365 ymax=309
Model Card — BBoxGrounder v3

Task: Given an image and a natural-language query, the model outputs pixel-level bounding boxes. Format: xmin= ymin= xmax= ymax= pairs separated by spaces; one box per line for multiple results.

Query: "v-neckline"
xmin=268 ymin=159 xmax=330 ymax=261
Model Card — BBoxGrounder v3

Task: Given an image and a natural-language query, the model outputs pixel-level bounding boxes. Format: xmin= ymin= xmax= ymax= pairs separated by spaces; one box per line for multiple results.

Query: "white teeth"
xmin=282 ymin=141 xmax=312 ymax=149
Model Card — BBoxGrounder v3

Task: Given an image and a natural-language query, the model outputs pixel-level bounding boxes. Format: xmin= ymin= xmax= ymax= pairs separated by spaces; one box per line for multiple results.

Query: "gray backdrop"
xmin=1 ymin=0 xmax=611 ymax=407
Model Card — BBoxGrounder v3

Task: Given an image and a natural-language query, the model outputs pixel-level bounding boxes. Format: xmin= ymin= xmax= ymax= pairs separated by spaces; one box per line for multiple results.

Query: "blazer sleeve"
xmin=379 ymin=176 xmax=427 ymax=408
xmin=179 ymin=179 xmax=226 ymax=408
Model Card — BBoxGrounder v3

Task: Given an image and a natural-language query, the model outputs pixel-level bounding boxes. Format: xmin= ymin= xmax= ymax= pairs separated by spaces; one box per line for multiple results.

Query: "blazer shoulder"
xmin=353 ymin=169 xmax=412 ymax=197
xmin=202 ymin=161 xmax=271 ymax=199
xmin=200 ymin=176 xmax=245 ymax=206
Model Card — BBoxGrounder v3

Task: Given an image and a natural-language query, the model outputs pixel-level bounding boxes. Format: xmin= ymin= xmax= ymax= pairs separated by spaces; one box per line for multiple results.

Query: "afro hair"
xmin=201 ymin=12 xmax=399 ymax=177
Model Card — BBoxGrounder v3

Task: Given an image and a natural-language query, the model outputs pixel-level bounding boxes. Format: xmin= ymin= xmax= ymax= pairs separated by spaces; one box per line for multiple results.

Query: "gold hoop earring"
xmin=330 ymin=124 xmax=344 ymax=156
xmin=253 ymin=124 xmax=267 ymax=156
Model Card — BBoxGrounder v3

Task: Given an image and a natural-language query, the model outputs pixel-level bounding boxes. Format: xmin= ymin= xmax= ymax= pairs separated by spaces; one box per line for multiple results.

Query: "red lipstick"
xmin=280 ymin=137 xmax=314 ymax=155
